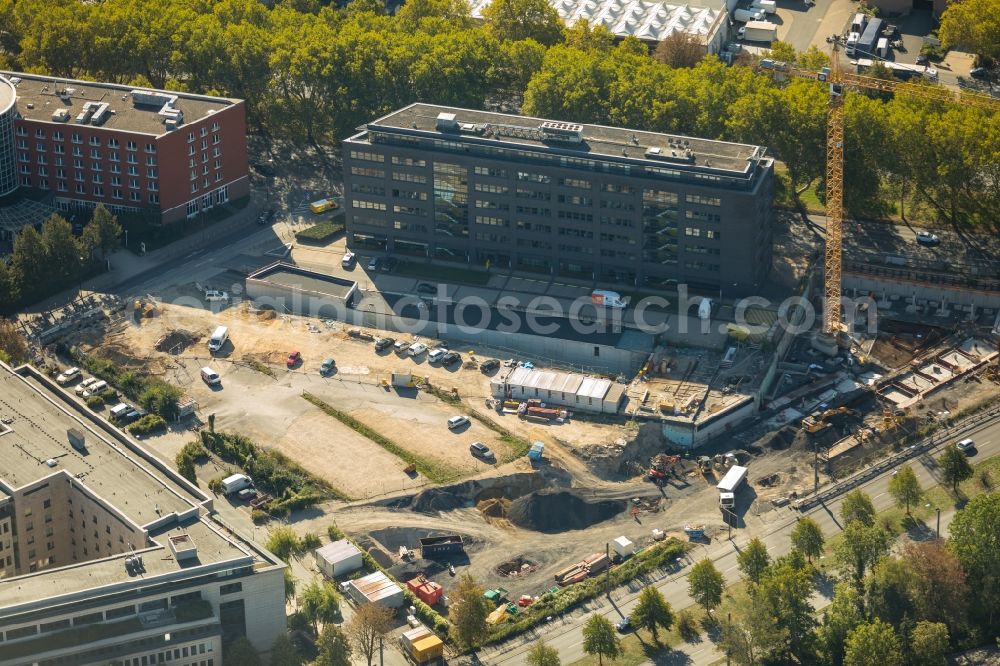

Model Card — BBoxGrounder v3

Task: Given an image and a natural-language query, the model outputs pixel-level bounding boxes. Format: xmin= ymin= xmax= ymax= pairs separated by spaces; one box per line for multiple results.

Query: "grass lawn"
xmin=396 ymin=261 xmax=491 ymax=286
xmin=570 ymin=608 xmax=710 ymax=666
xmin=295 ymin=220 xmax=344 ymax=244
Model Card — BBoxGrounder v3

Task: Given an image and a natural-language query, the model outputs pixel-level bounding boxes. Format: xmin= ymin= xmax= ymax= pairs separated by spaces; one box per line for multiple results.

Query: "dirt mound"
xmin=495 ymin=556 xmax=538 ymax=577
xmin=409 ymin=472 xmax=555 ymax=514
xmin=477 ymin=497 xmax=510 ymax=519
xmin=759 ymin=425 xmax=797 ymax=450
xmin=154 ymin=329 xmax=199 ymax=353
xmin=507 ymin=490 xmax=627 ymax=533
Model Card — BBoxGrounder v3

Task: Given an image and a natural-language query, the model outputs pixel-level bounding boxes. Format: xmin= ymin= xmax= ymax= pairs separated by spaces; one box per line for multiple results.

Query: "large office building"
xmin=0 ymin=362 xmax=286 ymax=666
xmin=343 ymin=104 xmax=774 ymax=296
xmin=0 ymin=72 xmax=249 ymax=230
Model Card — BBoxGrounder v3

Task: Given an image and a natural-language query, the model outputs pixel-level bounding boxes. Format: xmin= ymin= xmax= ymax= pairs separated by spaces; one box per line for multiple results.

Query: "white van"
xmin=82 ymin=380 xmax=108 ymax=398
xmin=109 ymin=403 xmax=132 ymax=422
xmin=208 ymin=326 xmax=228 ymax=353
xmin=201 ymin=367 xmax=221 ymax=385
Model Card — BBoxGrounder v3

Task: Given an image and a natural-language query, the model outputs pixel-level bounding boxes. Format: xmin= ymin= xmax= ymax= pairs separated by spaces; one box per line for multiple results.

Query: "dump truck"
xmin=717 ymin=465 xmax=748 ymax=509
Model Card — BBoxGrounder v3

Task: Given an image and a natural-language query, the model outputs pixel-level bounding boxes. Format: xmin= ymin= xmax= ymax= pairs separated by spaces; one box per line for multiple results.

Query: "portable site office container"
xmin=858 ymin=18 xmax=884 ymax=57
xmin=876 ymin=37 xmax=889 ymax=57
xmin=851 ymin=12 xmax=867 ymax=33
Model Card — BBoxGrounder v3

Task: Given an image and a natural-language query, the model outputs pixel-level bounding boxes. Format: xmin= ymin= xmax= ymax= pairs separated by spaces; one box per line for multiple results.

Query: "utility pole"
xmin=814 ymin=441 xmax=819 ymax=495
xmin=605 ymin=542 xmax=611 ymax=593
xmin=726 ymin=611 xmax=732 ymax=666
xmin=936 ymin=508 xmax=941 ymax=539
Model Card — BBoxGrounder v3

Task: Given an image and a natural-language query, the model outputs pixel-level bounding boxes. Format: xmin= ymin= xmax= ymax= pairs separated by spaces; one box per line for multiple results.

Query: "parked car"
xmin=57 ymin=367 xmax=81 ymax=385
xmin=480 ymin=359 xmax=500 ymax=373
xmin=205 ymin=289 xmax=229 ymax=303
xmin=616 ymin=618 xmax=632 ymax=633
xmin=320 ymin=358 xmax=336 ymax=375
xmin=374 ymin=337 xmax=395 ymax=352
xmin=428 ymin=347 xmax=448 ymax=363
xmin=393 ymin=339 xmax=410 ymax=354
xmin=200 ymin=367 xmax=221 ymax=385
xmin=408 ymin=342 xmax=428 ymax=357
xmin=447 ymin=415 xmax=470 ymax=430
xmin=251 ymin=161 xmax=276 ymax=177
xmin=367 ymin=257 xmax=381 ymax=271
xmin=970 ymin=67 xmax=988 ymax=79
xmin=956 ymin=438 xmax=975 ymax=454
xmin=287 ymin=351 xmax=302 ymax=368
xmin=82 ymin=380 xmax=108 ymax=398
xmin=915 ymin=54 xmax=930 ymax=66
xmin=75 ymin=377 xmax=99 ymax=395
xmin=342 ymin=251 xmax=356 ymax=268
xmin=469 ymin=441 xmax=496 ymax=462
xmin=237 ymin=488 xmax=258 ymax=502
xmin=442 ymin=351 xmax=461 ymax=366
xmin=916 ymin=231 xmax=940 ymax=246
xmin=416 ymin=282 xmax=437 ymax=294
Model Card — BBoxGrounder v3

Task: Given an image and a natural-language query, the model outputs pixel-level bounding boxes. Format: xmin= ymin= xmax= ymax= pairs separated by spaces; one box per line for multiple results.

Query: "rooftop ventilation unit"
xmin=644 ymin=146 xmax=696 ymax=163
xmin=68 ymin=427 xmax=85 ymax=451
xmin=51 ymin=108 xmax=70 ymax=123
xmin=168 ymin=534 xmax=198 ymax=561
xmin=540 ymin=121 xmax=584 ymax=143
xmin=131 ymin=89 xmax=184 ymax=126
xmin=435 ymin=112 xmax=459 ymax=131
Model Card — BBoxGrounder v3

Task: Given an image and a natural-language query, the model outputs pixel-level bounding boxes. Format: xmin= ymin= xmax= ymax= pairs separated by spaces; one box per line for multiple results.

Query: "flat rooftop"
xmin=2 ymin=72 xmax=239 ymax=137
xmin=363 ymin=103 xmax=765 ymax=174
xmin=248 ymin=263 xmax=356 ymax=299
xmin=0 ymin=364 xmax=281 ymax=611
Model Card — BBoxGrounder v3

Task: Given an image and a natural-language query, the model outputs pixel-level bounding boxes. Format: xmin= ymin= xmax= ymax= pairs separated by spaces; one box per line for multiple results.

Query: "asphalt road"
xmin=473 ymin=415 xmax=1000 ymax=666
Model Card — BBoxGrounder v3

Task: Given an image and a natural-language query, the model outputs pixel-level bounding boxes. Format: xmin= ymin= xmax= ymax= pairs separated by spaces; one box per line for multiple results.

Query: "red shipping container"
xmin=407 ymin=576 xmax=444 ymax=605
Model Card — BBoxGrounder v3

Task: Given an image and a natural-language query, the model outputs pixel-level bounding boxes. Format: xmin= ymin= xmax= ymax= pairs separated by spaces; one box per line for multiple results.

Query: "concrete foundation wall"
xmin=844 ymin=274 xmax=1000 ymax=311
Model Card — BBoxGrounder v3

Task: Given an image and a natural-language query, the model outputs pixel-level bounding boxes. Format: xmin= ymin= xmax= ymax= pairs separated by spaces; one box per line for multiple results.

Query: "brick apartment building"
xmin=0 ymin=72 xmax=249 ymax=227
xmin=343 ymin=104 xmax=774 ymax=296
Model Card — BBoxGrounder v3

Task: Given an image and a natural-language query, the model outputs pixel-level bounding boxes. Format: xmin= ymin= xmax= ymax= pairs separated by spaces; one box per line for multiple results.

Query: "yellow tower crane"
xmin=763 ymin=41 xmax=1000 ymax=340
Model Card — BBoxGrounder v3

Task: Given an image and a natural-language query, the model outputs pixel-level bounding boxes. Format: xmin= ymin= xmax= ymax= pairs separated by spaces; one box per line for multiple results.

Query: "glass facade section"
xmin=433 ymin=162 xmax=468 ymax=238
xmin=641 ymin=189 xmax=678 ymax=265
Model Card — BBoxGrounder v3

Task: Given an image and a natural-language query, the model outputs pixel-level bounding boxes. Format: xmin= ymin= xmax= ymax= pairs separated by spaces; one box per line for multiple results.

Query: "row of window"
xmin=21 ymin=167 xmax=161 ymax=186
xmin=17 ymin=127 xmax=156 ymax=151
xmin=21 ymin=177 xmax=161 ymax=202
xmin=123 ymin=641 xmax=214 ymax=666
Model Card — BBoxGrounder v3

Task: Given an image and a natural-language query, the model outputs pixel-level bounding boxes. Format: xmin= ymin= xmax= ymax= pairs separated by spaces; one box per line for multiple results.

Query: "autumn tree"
xmin=888 ymin=466 xmax=922 ymax=515
xmin=653 ymin=31 xmax=704 ymax=68
xmin=0 ymin=319 xmax=29 ymax=365
xmin=790 ymin=517 xmax=824 ymax=563
xmin=582 ymin=614 xmax=622 ymax=666
xmin=346 ymin=603 xmax=394 ymax=666
xmin=737 ymin=537 xmax=771 ymax=584
xmin=81 ymin=205 xmax=122 ymax=258
xmin=629 ymin=586 xmax=674 ymax=643
xmin=864 ymin=558 xmax=915 ymax=628
xmin=938 ymin=446 xmax=973 ymax=492
xmin=450 ymin=573 xmax=491 ymax=648
xmin=843 ymin=619 xmax=903 ymax=666
xmin=526 ymin=639 xmax=561 ymax=666
xmin=900 ymin=540 xmax=969 ymax=632
xmin=688 ymin=558 xmax=724 ymax=611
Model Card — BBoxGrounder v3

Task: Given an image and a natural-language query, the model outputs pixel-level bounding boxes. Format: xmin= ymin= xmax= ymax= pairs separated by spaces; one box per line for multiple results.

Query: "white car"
xmin=447 ymin=415 xmax=470 ymax=430
xmin=394 ymin=340 xmax=410 ymax=354
xmin=75 ymin=377 xmax=98 ymax=395
xmin=81 ymin=380 xmax=108 ymax=398
xmin=428 ymin=347 xmax=448 ymax=363
xmin=408 ymin=343 xmax=428 ymax=357
xmin=342 ymin=251 xmax=356 ymax=268
xmin=56 ymin=367 xmax=81 ymax=385
xmin=916 ymin=231 xmax=940 ymax=246
xmin=956 ymin=438 xmax=975 ymax=454
xmin=205 ymin=289 xmax=229 ymax=302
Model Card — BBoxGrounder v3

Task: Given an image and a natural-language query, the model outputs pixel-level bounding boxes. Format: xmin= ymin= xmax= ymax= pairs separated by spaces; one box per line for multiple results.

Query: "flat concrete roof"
xmin=248 ymin=263 xmax=355 ymax=299
xmin=0 ymin=77 xmax=14 ymax=115
xmin=363 ymin=103 xmax=764 ymax=174
xmin=2 ymin=72 xmax=239 ymax=137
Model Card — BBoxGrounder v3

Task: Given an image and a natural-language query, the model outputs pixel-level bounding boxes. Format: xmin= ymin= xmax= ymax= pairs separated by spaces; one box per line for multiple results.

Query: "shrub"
xmin=176 ymin=442 xmax=210 ymax=484
xmin=98 ymin=387 xmax=118 ymax=403
xmin=85 ymin=395 xmax=104 ymax=410
xmin=139 ymin=383 xmax=182 ymax=420
xmin=128 ymin=414 xmax=167 ymax=436
xmin=68 ymin=348 xmax=182 ymax=420
xmin=208 ymin=476 xmax=225 ymax=494
xmin=266 ymin=526 xmax=301 ymax=562
xmin=250 ymin=509 xmax=269 ymax=523
xmin=301 ymin=532 xmax=322 ymax=551
xmin=327 ymin=522 xmax=346 ymax=541
xmin=676 ymin=609 xmax=700 ymax=641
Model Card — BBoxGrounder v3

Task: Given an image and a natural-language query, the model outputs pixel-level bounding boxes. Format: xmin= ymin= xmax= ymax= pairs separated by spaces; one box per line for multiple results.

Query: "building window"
xmin=89 ymin=136 xmax=100 ymax=146
xmin=108 ymin=137 xmax=119 ymax=148
xmin=200 ymin=127 xmax=208 ymax=137
xmin=71 ymin=133 xmax=82 ymax=144
xmin=212 ymin=133 xmax=220 ymax=145
xmin=127 ymin=140 xmax=137 ymax=151
xmin=685 ymin=194 xmax=721 ymax=206
xmin=130 ymin=191 xmax=140 ymax=202
xmin=93 ymin=185 xmax=103 ymax=196
xmin=146 ymin=156 xmax=156 ymax=166
xmin=36 ymin=142 xmax=45 ymax=152
xmin=91 ymin=161 xmax=102 ymax=172
xmin=149 ymin=193 xmax=159 ymax=204
xmin=72 ymin=147 xmax=83 ymax=157
xmin=109 ymin=151 xmax=119 ymax=162
xmin=110 ymin=164 xmax=121 ymax=174
xmin=147 ymin=168 xmax=157 ymax=179
xmin=54 ymin=144 xmax=65 ymax=155
xmin=213 ymin=147 xmax=221 ymax=158
xmin=145 ymin=143 xmax=156 ymax=153
xmin=350 ymin=150 xmax=385 ymax=163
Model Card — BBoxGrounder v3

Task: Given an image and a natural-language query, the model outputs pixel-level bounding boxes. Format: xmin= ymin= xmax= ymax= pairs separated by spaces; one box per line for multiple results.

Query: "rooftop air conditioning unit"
xmin=436 ymin=112 xmax=459 ymax=131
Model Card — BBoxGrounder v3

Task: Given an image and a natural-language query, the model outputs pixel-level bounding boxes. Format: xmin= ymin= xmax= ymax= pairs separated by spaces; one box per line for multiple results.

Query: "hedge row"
xmin=295 ymin=221 xmax=344 ymax=244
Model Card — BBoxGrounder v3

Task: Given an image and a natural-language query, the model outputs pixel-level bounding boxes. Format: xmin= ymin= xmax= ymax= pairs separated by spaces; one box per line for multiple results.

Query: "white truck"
xmin=591 ymin=290 xmax=630 ymax=309
xmin=221 ymin=473 xmax=253 ymax=495
xmin=717 ymin=465 xmax=748 ymax=509
xmin=740 ymin=20 xmax=777 ymax=42
xmin=751 ymin=0 xmax=776 ymax=13
xmin=733 ymin=7 xmax=765 ymax=21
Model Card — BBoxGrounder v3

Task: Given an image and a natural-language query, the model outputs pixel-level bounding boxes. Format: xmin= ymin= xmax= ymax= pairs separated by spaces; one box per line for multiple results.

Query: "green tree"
xmin=41 ymin=214 xmax=85 ymax=286
xmin=138 ymin=382 xmax=182 ymax=419
xmin=284 ymin=567 xmax=297 ymax=605
xmin=346 ymin=603 xmax=394 ymax=666
xmin=819 ymin=583 xmax=864 ymax=666
xmin=938 ymin=0 xmax=1000 ymax=60
xmin=223 ymin=637 xmax=262 ymax=666
xmin=719 ymin=590 xmax=786 ymax=666
xmin=688 ymin=558 xmax=724 ymax=611
xmin=481 ymin=0 xmax=564 ymax=45
xmin=864 ymin=558 xmax=914 ymax=628
xmin=790 ymin=517 xmax=824 ymax=563
xmin=737 ymin=537 xmax=771 ymax=584
xmin=270 ymin=633 xmax=303 ymax=666
xmin=0 ymin=261 xmax=18 ymax=312
xmin=938 ymin=446 xmax=973 ymax=492
xmin=948 ymin=493 xmax=1000 ymax=628
xmin=755 ymin=559 xmax=816 ymax=662
xmin=582 ymin=614 xmax=622 ymax=666
xmin=840 ymin=490 xmax=877 ymax=527
xmin=315 ymin=624 xmax=352 ymax=666
xmin=450 ymin=573 xmax=491 ymax=648
xmin=909 ymin=621 xmax=949 ymax=666
xmin=299 ymin=579 xmax=341 ymax=634
xmin=843 ymin=619 xmax=903 ymax=666
xmin=888 ymin=466 xmax=922 ymax=515
xmin=396 ymin=0 xmax=474 ymax=31
xmin=80 ymin=205 xmax=122 ymax=258
xmin=629 ymin=586 xmax=674 ymax=643
xmin=836 ymin=521 xmax=891 ymax=583
xmin=526 ymin=639 xmax=561 ymax=666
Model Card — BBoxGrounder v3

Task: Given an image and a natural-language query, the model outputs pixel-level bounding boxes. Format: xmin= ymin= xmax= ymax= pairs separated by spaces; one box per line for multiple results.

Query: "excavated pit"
xmin=507 ymin=489 xmax=627 ymax=533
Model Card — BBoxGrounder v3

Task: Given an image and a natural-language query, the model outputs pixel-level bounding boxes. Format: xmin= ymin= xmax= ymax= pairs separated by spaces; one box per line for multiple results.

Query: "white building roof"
xmin=578 ymin=376 xmax=613 ymax=400
xmin=469 ymin=0 xmax=723 ymax=43
xmin=315 ymin=539 xmax=362 ymax=566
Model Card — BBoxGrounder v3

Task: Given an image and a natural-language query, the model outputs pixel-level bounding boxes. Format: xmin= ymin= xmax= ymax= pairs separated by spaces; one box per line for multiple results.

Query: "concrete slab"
xmin=369 ymin=275 xmax=419 ymax=295
xmin=918 ymin=363 xmax=954 ymax=382
xmin=940 ymin=351 xmax=974 ymax=371
xmin=882 ymin=388 xmax=911 ymax=405
xmin=546 ymin=282 xmax=591 ymax=299
xmin=960 ymin=338 xmax=994 ymax=360
xmin=451 ymin=285 xmax=502 ymax=304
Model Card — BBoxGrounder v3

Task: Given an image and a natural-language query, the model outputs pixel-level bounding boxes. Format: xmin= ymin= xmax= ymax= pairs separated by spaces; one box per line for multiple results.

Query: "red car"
xmin=286 ymin=351 xmax=301 ymax=367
